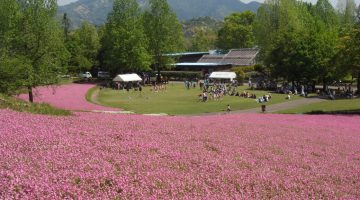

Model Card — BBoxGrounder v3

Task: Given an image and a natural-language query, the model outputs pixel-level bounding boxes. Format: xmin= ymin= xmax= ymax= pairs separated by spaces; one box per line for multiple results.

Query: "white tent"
xmin=113 ymin=73 xmax=142 ymax=82
xmin=209 ymin=72 xmax=237 ymax=81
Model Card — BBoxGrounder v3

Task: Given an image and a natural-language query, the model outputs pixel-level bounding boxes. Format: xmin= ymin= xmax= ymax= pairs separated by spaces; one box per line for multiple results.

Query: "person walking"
xmin=227 ymin=104 xmax=231 ymax=113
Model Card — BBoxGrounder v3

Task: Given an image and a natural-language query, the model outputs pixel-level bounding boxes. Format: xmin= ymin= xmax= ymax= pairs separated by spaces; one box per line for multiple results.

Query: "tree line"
xmin=253 ymin=0 xmax=360 ymax=93
xmin=1 ymin=0 xmax=360 ymax=102
xmin=0 ymin=0 xmax=185 ymax=102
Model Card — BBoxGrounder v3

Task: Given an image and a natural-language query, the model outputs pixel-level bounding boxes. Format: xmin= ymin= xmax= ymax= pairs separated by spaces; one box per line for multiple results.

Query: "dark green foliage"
xmin=66 ymin=22 xmax=100 ymax=73
xmin=254 ymin=0 xmax=341 ymax=89
xmin=337 ymin=27 xmax=360 ymax=93
xmin=143 ymin=0 xmax=185 ymax=72
xmin=189 ymin=29 xmax=217 ymax=52
xmin=0 ymin=0 xmax=69 ymax=100
xmin=217 ymin=11 xmax=256 ymax=50
xmin=102 ymin=0 xmax=151 ymax=74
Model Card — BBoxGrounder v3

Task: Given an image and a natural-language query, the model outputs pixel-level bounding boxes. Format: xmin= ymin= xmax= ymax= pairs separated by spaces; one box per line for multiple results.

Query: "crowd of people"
xmin=151 ymin=83 xmax=167 ymax=93
xmin=197 ymin=81 xmax=272 ymax=104
xmin=199 ymin=83 xmax=234 ymax=102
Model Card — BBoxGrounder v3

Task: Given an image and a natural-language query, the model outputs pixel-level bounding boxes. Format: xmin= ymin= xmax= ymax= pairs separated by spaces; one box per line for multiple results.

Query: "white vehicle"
xmin=97 ymin=71 xmax=110 ymax=78
xmin=80 ymin=72 xmax=92 ymax=79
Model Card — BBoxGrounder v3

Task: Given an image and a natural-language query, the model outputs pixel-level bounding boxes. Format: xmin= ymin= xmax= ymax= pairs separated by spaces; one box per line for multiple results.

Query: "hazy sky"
xmin=241 ymin=0 xmax=360 ymax=5
xmin=58 ymin=0 xmax=360 ymax=6
xmin=58 ymin=0 xmax=77 ymax=5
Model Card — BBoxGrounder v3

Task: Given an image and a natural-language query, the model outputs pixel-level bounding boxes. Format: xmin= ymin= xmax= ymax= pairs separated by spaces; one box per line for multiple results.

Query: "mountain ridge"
xmin=58 ymin=0 xmax=261 ymax=28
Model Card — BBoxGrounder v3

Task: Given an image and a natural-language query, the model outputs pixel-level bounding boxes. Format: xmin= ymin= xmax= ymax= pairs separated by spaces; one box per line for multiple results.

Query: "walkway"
xmin=235 ymin=97 xmax=326 ymax=114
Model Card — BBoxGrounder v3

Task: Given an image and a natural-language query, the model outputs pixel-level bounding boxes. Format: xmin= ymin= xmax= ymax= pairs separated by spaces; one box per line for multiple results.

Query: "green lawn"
xmin=94 ymin=83 xmax=300 ymax=115
xmin=279 ymin=98 xmax=360 ymax=114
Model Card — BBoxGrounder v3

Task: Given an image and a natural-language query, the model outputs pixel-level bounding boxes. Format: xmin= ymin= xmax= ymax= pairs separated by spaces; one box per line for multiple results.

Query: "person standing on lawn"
xmin=227 ymin=104 xmax=231 ymax=113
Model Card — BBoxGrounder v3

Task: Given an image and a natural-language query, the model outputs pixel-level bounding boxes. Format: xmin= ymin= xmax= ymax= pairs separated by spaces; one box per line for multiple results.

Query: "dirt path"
xmin=234 ymin=97 xmax=327 ymax=114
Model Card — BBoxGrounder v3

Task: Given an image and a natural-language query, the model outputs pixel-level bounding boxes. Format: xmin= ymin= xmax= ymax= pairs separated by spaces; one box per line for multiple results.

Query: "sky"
xmin=58 ymin=0 xmax=359 ymax=6
xmin=242 ymin=0 xmax=360 ymax=5
xmin=58 ymin=0 xmax=77 ymax=5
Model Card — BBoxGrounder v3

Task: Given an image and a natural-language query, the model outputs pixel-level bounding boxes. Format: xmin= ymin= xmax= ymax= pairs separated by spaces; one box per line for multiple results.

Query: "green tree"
xmin=143 ymin=0 xmax=185 ymax=80
xmin=255 ymin=0 xmax=341 ymax=90
xmin=315 ymin=0 xmax=339 ymax=27
xmin=14 ymin=0 xmax=69 ymax=102
xmin=189 ymin=29 xmax=216 ymax=52
xmin=311 ymin=0 xmax=340 ymax=90
xmin=0 ymin=0 xmax=23 ymax=94
xmin=357 ymin=4 xmax=360 ymax=23
xmin=338 ymin=0 xmax=357 ymax=26
xmin=257 ymin=0 xmax=313 ymax=82
xmin=337 ymin=27 xmax=360 ymax=93
xmin=67 ymin=22 xmax=100 ymax=73
xmin=217 ymin=11 xmax=256 ymax=50
xmin=102 ymin=0 xmax=151 ymax=74
xmin=62 ymin=13 xmax=71 ymax=41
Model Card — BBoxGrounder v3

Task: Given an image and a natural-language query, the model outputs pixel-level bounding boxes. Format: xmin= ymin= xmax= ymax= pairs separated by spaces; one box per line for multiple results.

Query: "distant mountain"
xmin=58 ymin=0 xmax=261 ymax=29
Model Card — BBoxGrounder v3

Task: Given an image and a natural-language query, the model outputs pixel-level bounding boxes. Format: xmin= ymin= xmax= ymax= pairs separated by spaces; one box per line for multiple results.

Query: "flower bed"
xmin=0 ymin=110 xmax=359 ymax=199
xmin=18 ymin=84 xmax=118 ymax=111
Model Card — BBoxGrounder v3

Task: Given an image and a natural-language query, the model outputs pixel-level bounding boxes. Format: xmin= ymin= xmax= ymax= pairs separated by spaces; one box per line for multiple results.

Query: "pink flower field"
xmin=18 ymin=84 xmax=118 ymax=111
xmin=1 ymin=109 xmax=360 ymax=199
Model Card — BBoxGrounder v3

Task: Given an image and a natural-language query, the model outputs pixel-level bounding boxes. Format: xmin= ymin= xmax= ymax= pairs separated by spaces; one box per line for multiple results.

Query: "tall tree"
xmin=255 ymin=0 xmax=340 ymax=90
xmin=338 ymin=0 xmax=357 ymax=26
xmin=189 ymin=29 xmax=216 ymax=52
xmin=15 ymin=0 xmax=69 ymax=102
xmin=315 ymin=0 xmax=339 ymax=27
xmin=103 ymin=0 xmax=151 ymax=74
xmin=62 ymin=13 xmax=71 ymax=41
xmin=217 ymin=11 xmax=256 ymax=50
xmin=337 ymin=27 xmax=360 ymax=93
xmin=0 ymin=0 xmax=24 ymax=94
xmin=143 ymin=0 xmax=185 ymax=80
xmin=356 ymin=3 xmax=360 ymax=23
xmin=312 ymin=0 xmax=340 ymax=90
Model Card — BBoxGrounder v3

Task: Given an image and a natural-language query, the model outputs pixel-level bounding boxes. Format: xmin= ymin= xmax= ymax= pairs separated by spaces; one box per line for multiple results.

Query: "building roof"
xmin=197 ymin=48 xmax=259 ymax=66
xmin=197 ymin=55 xmax=224 ymax=63
xmin=175 ymin=62 xmax=231 ymax=67
xmin=163 ymin=52 xmax=210 ymax=57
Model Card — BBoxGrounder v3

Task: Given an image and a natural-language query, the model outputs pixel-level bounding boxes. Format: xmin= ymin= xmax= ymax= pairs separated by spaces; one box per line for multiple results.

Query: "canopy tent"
xmin=113 ymin=74 xmax=142 ymax=82
xmin=209 ymin=72 xmax=237 ymax=81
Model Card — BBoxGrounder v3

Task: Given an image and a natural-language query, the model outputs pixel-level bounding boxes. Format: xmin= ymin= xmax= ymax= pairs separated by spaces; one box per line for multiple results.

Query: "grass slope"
xmin=95 ymin=83 xmax=300 ymax=115
xmin=279 ymin=98 xmax=360 ymax=114
xmin=0 ymin=93 xmax=71 ymax=116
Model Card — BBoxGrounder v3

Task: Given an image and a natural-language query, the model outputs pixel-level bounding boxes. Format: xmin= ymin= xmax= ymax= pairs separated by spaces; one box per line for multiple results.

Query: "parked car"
xmin=97 ymin=71 xmax=110 ymax=79
xmin=80 ymin=72 xmax=92 ymax=79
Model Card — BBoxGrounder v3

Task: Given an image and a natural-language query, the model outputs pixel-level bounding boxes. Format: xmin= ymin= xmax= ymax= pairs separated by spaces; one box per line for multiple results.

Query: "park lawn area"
xmin=95 ymin=83 xmax=300 ymax=115
xmin=279 ymin=98 xmax=360 ymax=114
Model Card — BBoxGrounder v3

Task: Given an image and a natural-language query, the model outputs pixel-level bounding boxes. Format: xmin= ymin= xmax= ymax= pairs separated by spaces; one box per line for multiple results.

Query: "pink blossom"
xmin=1 ymin=109 xmax=360 ymax=199
xmin=18 ymin=84 xmax=118 ymax=111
